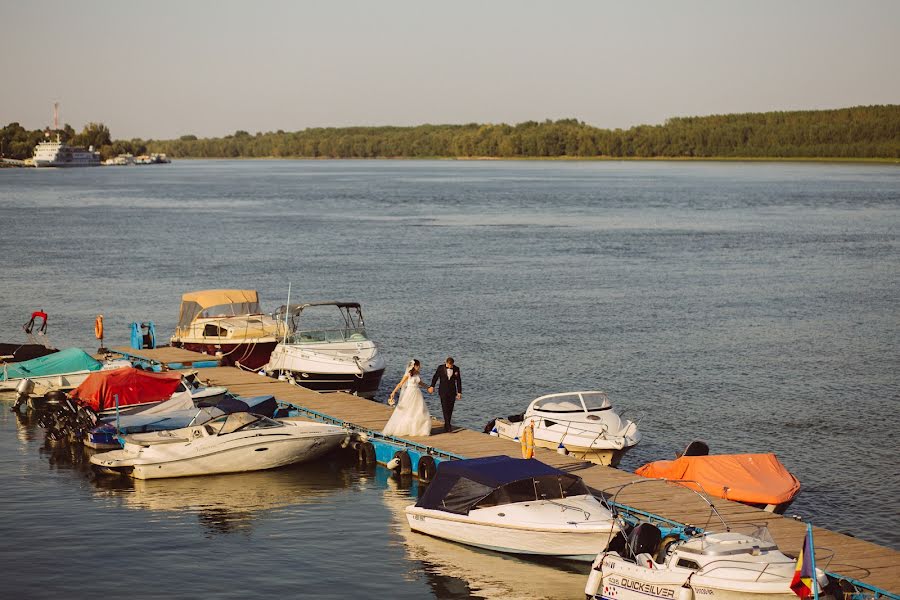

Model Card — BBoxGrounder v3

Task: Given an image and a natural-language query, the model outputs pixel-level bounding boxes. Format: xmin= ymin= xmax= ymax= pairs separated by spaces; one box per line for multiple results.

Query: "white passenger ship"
xmin=33 ymin=135 xmax=101 ymax=167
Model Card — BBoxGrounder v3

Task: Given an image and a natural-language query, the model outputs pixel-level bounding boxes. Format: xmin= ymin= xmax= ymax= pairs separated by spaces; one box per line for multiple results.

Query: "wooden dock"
xmin=115 ymin=348 xmax=900 ymax=595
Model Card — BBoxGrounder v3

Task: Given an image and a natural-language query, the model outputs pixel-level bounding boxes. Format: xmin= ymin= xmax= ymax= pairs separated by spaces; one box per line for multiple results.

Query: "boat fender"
xmin=417 ymin=455 xmax=436 ymax=482
xmin=391 ymin=450 xmax=412 ymax=475
xmin=655 ymin=534 xmax=681 ymax=563
xmin=357 ymin=441 xmax=376 ymax=465
xmin=483 ymin=418 xmax=496 ymax=434
xmin=521 ymin=421 xmax=535 ymax=459
xmin=678 ymin=573 xmax=693 ymax=600
xmin=584 ymin=553 xmax=604 ymax=598
xmin=94 ymin=315 xmax=104 ymax=340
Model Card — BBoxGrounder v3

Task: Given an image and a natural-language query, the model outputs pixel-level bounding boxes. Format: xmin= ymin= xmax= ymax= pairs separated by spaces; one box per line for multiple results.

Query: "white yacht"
xmin=264 ymin=302 xmax=385 ymax=398
xmin=32 ymin=134 xmax=100 ymax=167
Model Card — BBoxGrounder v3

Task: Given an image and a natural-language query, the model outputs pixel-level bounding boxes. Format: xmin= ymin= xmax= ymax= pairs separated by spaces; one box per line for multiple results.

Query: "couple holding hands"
xmin=382 ymin=357 xmax=461 ymax=437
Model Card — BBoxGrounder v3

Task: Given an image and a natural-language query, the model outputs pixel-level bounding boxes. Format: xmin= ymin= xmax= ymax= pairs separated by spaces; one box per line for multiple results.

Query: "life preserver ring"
xmin=521 ymin=421 xmax=535 ymax=459
xmin=94 ymin=315 xmax=104 ymax=340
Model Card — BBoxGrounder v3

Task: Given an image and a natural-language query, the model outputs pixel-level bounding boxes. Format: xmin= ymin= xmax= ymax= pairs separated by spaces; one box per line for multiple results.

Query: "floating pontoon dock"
xmin=106 ymin=347 xmax=900 ymax=596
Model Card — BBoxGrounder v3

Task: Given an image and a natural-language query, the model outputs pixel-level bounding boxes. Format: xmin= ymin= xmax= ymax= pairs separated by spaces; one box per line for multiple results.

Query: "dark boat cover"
xmin=0 ymin=343 xmax=58 ymax=363
xmin=415 ymin=455 xmax=588 ymax=515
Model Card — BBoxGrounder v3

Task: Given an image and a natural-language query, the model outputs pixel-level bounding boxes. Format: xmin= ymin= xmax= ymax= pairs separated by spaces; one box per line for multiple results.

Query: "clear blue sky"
xmin=2 ymin=0 xmax=898 ymax=139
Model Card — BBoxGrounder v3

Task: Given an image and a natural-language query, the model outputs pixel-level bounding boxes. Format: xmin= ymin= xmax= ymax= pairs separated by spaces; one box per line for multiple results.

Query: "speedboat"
xmin=405 ymin=455 xmax=618 ymax=561
xmin=635 ymin=441 xmax=801 ymax=514
xmin=89 ymin=413 xmax=348 ymax=479
xmin=585 ymin=480 xmax=833 ymax=600
xmin=263 ymin=302 xmax=386 ymax=398
xmin=169 ymin=289 xmax=283 ymax=370
xmin=488 ymin=391 xmax=641 ymax=466
xmin=84 ymin=394 xmax=278 ymax=449
xmin=0 ymin=348 xmax=130 ymax=392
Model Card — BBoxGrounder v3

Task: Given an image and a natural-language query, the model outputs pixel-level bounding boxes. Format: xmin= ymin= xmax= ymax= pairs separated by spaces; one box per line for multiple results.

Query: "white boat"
xmin=170 ymin=289 xmax=284 ymax=370
xmin=585 ymin=481 xmax=834 ymax=600
xmin=89 ymin=413 xmax=347 ymax=479
xmin=489 ymin=391 xmax=641 ymax=466
xmin=0 ymin=348 xmax=131 ymax=393
xmin=405 ymin=455 xmax=618 ymax=561
xmin=264 ymin=302 xmax=386 ymax=398
xmin=32 ymin=134 xmax=100 ymax=167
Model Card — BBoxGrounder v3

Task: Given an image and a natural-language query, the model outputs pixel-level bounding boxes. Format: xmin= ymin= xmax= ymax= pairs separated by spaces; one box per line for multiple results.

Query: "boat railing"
xmin=600 ymin=478 xmax=730 ymax=534
xmin=694 ymin=557 xmax=795 ymax=583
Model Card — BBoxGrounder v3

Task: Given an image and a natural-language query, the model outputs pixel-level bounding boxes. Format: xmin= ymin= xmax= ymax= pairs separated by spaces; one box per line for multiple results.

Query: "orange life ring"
xmin=521 ymin=421 xmax=535 ymax=459
xmin=94 ymin=315 xmax=104 ymax=340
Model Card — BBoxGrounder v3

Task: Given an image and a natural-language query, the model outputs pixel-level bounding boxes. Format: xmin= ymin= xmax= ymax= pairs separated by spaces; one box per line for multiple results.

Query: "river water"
xmin=0 ymin=160 xmax=898 ymax=598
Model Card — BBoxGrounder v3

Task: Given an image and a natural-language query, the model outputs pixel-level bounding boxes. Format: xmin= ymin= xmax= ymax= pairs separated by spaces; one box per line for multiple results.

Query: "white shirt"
xmin=446 ymin=367 xmax=453 ymax=379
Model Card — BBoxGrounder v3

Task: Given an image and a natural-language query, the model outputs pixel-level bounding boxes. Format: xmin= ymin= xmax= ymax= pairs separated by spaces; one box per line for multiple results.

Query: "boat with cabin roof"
xmin=169 ymin=289 xmax=283 ymax=370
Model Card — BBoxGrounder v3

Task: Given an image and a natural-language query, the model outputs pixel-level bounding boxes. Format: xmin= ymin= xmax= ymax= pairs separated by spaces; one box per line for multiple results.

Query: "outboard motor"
xmin=12 ymin=378 xmax=35 ymax=413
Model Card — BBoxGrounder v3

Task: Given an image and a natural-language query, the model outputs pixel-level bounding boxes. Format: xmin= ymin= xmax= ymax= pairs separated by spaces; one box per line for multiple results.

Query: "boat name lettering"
xmin=618 ymin=578 xmax=675 ymax=599
xmin=411 ymin=514 xmax=425 ymax=521
xmin=694 ymin=588 xmax=714 ymax=596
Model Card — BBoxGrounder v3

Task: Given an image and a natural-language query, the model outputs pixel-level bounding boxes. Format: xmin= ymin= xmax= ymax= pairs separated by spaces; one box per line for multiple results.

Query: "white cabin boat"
xmin=264 ymin=302 xmax=385 ymax=398
xmin=489 ymin=391 xmax=641 ymax=466
xmin=32 ymin=135 xmax=100 ymax=167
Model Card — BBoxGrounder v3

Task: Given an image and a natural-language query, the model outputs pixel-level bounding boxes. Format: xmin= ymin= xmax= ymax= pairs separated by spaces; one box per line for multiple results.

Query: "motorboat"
xmin=585 ymin=480 xmax=834 ymax=600
xmin=488 ymin=391 xmax=641 ymax=466
xmin=68 ymin=366 xmax=187 ymax=413
xmin=635 ymin=441 xmax=801 ymax=514
xmin=169 ymin=289 xmax=283 ymax=370
xmin=89 ymin=412 xmax=348 ymax=479
xmin=405 ymin=455 xmax=618 ymax=561
xmin=263 ymin=302 xmax=386 ymax=398
xmin=0 ymin=348 xmax=130 ymax=392
xmin=84 ymin=394 xmax=278 ymax=450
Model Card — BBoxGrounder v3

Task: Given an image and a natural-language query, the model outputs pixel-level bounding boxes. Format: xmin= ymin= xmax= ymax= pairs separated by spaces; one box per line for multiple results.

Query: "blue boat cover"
xmin=415 ymin=455 xmax=586 ymax=515
xmin=1 ymin=347 xmax=101 ymax=381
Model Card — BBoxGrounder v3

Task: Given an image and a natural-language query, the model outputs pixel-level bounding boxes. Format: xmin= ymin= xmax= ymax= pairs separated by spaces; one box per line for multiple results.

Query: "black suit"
xmin=431 ymin=364 xmax=461 ymax=433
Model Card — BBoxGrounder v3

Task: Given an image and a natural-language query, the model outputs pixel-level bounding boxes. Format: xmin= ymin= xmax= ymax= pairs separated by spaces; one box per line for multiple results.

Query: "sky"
xmin=2 ymin=0 xmax=898 ymax=140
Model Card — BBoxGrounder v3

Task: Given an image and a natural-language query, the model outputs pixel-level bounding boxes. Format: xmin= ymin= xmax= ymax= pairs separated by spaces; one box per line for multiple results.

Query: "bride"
xmin=382 ymin=359 xmax=433 ymax=437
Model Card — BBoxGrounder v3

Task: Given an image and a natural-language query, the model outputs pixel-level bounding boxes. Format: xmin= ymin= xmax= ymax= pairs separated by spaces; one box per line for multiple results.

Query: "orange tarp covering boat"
xmin=634 ymin=454 xmax=801 ymax=506
xmin=70 ymin=367 xmax=183 ymax=412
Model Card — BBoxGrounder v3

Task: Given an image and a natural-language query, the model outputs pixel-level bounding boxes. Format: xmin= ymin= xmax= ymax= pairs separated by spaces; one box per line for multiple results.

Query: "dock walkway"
xmin=119 ymin=348 xmax=900 ymax=594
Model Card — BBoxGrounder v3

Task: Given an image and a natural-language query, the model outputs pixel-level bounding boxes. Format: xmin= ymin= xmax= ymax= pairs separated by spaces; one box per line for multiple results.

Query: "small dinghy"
xmin=635 ymin=441 xmax=801 ymax=513
xmin=488 ymin=391 xmax=641 ymax=466
xmin=89 ymin=413 xmax=348 ymax=479
xmin=0 ymin=348 xmax=130 ymax=392
xmin=585 ymin=481 xmax=834 ymax=600
xmin=405 ymin=455 xmax=618 ymax=561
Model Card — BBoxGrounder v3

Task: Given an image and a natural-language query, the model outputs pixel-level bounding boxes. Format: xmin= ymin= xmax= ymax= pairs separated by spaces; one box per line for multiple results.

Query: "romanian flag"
xmin=790 ymin=526 xmax=816 ymax=599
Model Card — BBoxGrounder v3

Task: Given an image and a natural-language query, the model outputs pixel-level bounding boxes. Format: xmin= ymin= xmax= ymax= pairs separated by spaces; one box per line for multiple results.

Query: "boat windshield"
xmin=282 ymin=303 xmax=369 ymax=344
xmin=532 ymin=392 xmax=611 ymax=413
xmin=205 ymin=413 xmax=282 ymax=435
xmin=199 ymin=302 xmax=262 ymax=318
xmin=475 ymin=474 xmax=589 ymax=508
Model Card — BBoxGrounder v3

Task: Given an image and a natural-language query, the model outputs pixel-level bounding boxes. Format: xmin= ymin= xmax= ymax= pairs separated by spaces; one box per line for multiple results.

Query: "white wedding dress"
xmin=382 ymin=374 xmax=433 ymax=437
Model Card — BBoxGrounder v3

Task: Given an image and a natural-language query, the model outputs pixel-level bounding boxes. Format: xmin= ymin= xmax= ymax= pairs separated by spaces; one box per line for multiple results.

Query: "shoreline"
xmin=161 ymin=155 xmax=900 ymax=165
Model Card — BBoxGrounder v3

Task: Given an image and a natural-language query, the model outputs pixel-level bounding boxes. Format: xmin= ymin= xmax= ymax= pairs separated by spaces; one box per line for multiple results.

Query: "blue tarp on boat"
xmin=415 ymin=455 xmax=588 ymax=515
xmin=0 ymin=347 xmax=101 ymax=381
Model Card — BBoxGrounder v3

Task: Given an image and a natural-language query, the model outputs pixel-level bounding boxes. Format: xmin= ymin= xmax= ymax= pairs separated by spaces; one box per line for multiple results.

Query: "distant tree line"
xmin=0 ymin=122 xmax=146 ymax=160
xmin=3 ymin=105 xmax=898 ymax=161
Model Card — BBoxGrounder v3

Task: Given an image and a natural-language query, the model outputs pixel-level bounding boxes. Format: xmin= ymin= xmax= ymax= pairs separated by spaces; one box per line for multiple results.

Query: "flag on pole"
xmin=790 ymin=524 xmax=818 ymax=599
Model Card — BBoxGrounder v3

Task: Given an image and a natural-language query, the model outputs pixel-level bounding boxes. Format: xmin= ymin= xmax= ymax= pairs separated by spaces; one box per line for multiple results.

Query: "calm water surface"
xmin=0 ymin=160 xmax=898 ymax=598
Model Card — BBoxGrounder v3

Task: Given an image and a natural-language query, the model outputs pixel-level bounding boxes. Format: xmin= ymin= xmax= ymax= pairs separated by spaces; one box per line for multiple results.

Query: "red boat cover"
xmin=70 ymin=367 xmax=184 ymax=411
xmin=634 ymin=454 xmax=801 ymax=505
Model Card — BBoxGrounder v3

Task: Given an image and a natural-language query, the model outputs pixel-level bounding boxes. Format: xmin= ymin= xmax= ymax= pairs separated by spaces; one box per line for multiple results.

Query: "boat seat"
xmin=628 ymin=523 xmax=662 ymax=559
xmin=635 ymin=553 xmax=656 ymax=569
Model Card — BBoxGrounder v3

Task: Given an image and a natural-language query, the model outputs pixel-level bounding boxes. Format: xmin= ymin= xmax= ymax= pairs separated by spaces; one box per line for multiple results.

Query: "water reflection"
xmin=381 ymin=474 xmax=589 ymax=600
xmin=97 ymin=460 xmax=355 ymax=535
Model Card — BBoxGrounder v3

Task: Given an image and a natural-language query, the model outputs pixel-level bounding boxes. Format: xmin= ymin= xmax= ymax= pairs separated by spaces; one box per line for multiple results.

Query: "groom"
xmin=428 ymin=357 xmax=461 ymax=433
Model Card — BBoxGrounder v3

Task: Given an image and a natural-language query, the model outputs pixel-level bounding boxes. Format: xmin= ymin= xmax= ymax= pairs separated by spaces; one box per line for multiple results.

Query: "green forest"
xmin=3 ymin=105 xmax=899 ymax=161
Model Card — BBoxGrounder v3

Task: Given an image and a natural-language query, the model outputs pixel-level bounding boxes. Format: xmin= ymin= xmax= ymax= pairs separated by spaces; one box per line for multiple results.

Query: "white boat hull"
xmin=406 ymin=495 xmax=617 ymax=561
xmin=91 ymin=420 xmax=346 ymax=479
